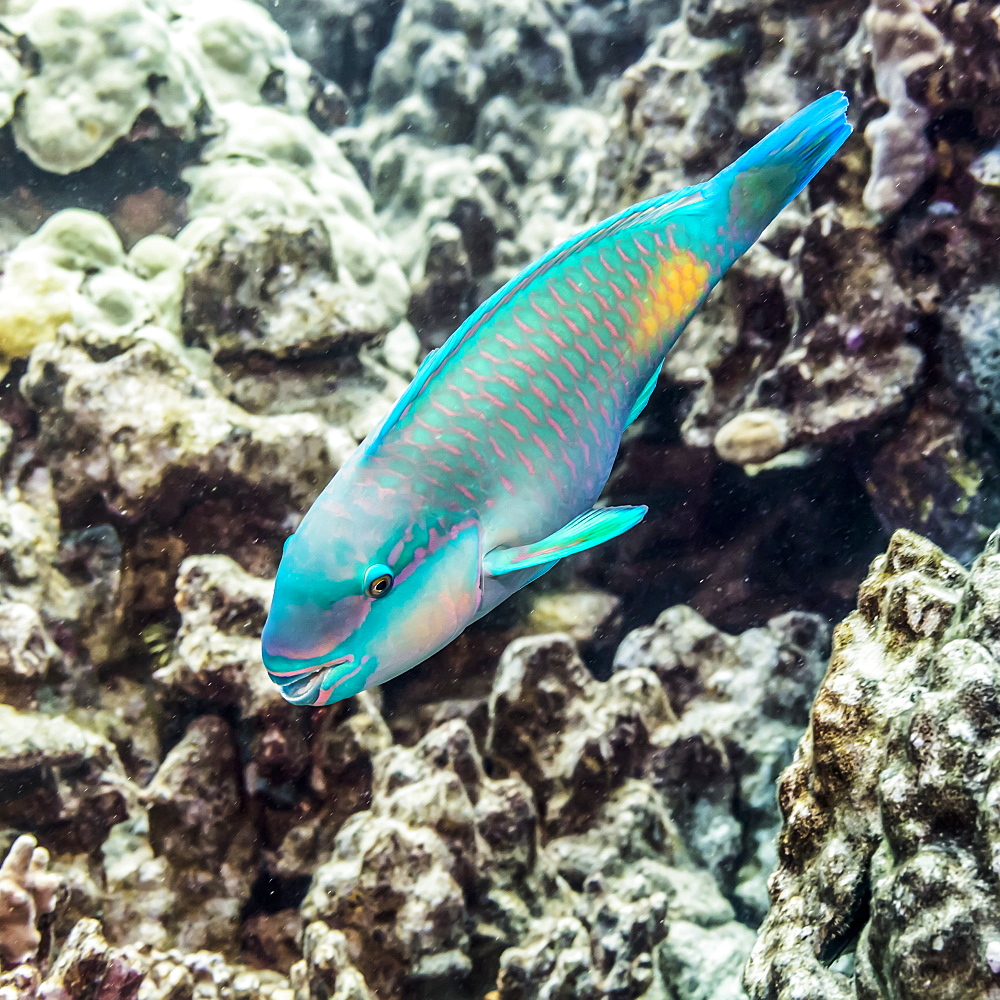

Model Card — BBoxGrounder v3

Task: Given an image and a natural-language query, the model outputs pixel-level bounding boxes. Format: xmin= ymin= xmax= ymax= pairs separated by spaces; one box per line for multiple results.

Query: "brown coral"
xmin=745 ymin=528 xmax=1000 ymax=999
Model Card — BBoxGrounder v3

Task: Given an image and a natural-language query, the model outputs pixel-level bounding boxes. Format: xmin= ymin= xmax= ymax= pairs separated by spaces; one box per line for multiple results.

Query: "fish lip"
xmin=276 ymin=668 xmax=325 ymax=706
xmin=266 ymin=651 xmax=357 ymax=706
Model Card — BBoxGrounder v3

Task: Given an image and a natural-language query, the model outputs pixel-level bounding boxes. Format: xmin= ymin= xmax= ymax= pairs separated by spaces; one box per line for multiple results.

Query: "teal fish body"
xmin=263 ymin=93 xmax=852 ymax=706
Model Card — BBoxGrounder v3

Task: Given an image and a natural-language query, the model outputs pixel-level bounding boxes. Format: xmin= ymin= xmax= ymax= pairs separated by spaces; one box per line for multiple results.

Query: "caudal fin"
xmin=711 ymin=92 xmax=852 ymax=255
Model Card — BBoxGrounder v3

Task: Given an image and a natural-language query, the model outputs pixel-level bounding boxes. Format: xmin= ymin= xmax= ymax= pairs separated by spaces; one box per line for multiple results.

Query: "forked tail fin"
xmin=711 ymin=91 xmax=852 ymax=256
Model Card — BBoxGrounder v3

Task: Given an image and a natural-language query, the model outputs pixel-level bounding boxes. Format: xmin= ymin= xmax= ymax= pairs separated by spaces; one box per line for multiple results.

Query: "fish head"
xmin=261 ymin=476 xmax=485 ymax=707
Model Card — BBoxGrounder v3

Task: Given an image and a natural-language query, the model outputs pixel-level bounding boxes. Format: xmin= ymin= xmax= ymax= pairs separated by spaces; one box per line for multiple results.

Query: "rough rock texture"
xmin=0 ymin=602 xmax=60 ymax=711
xmin=179 ymin=103 xmax=409 ymax=368
xmin=0 ymin=0 xmax=415 ymax=551
xmin=0 ymin=705 xmax=130 ymax=855
xmin=0 ymin=918 xmax=146 ymax=999
xmin=252 ymin=0 xmax=402 ymax=105
xmin=152 ymin=554 xmax=277 ymax=718
xmin=613 ymin=606 xmax=830 ymax=920
xmin=745 ymin=527 xmax=1000 ymax=1000
xmin=142 ymin=716 xmax=258 ymax=955
xmin=147 ymin=553 xmax=391 ymax=940
xmin=289 ymin=921 xmax=374 ymax=1000
xmin=680 ymin=214 xmax=924 ymax=466
xmin=1 ymin=0 xmax=1000 ymax=996
xmin=0 ymin=583 xmax=827 ymax=997
xmin=25 ymin=919 xmax=144 ymax=999
xmin=23 ymin=333 xmax=337 ymax=522
xmin=15 ymin=166 xmax=406 ymax=527
xmin=294 ymin=610 xmax=826 ymax=999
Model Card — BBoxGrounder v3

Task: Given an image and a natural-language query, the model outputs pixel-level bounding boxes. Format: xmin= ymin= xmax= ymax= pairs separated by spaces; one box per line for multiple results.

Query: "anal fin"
xmin=484 ymin=505 xmax=648 ymax=576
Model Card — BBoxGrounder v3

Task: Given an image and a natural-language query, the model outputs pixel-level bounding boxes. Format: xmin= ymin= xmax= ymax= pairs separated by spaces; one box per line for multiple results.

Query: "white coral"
xmin=0 ymin=835 xmax=60 ymax=968
xmin=863 ymin=0 xmax=948 ymax=216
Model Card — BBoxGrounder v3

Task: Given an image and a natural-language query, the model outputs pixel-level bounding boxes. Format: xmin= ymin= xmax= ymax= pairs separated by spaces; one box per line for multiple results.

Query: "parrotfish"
xmin=262 ymin=92 xmax=851 ymax=706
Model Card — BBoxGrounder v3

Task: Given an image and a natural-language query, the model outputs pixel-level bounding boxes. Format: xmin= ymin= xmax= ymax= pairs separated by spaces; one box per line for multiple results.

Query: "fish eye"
xmin=363 ymin=563 xmax=394 ymax=599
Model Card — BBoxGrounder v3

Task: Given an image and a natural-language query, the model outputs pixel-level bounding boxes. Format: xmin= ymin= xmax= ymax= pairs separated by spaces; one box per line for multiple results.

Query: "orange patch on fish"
xmin=637 ymin=251 xmax=711 ymax=349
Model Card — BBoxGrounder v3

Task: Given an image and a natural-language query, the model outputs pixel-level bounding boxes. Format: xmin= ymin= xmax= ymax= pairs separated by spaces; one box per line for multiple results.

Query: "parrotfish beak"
xmin=261 ymin=594 xmax=369 ymax=706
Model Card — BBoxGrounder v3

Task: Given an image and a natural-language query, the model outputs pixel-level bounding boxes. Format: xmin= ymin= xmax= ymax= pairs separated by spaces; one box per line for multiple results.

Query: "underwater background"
xmin=0 ymin=0 xmax=999 ymax=997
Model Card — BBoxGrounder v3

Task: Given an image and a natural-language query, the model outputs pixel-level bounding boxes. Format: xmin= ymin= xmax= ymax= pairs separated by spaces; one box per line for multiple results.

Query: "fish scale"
xmin=377 ymin=208 xmax=716 ymax=536
xmin=261 ymin=92 xmax=852 ymax=706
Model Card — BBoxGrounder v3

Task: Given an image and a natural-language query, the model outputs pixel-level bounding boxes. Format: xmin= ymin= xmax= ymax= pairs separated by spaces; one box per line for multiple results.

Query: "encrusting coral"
xmin=0 ymin=0 xmax=318 ymax=176
xmin=745 ymin=528 xmax=1000 ymax=999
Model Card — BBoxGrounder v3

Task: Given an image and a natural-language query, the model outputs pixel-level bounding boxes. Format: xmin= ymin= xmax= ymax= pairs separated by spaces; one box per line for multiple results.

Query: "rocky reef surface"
xmin=745 ymin=526 xmax=1000 ymax=1000
xmin=0 ymin=0 xmax=998 ymax=997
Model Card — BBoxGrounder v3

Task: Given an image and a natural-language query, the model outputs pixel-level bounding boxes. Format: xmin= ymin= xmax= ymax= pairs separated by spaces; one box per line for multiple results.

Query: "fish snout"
xmin=261 ymin=596 xmax=367 ymax=706
xmin=261 ymin=625 xmax=322 ymax=706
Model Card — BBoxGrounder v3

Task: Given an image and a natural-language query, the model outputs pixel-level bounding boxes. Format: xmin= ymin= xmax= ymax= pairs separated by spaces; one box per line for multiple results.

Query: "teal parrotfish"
xmin=262 ymin=92 xmax=852 ymax=706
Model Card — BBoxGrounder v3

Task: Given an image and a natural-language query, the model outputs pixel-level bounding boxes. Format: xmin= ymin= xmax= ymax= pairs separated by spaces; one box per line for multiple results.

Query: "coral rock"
xmin=153 ymin=555 xmax=280 ymax=719
xmin=0 ymin=706 xmax=129 ymax=855
xmin=39 ymin=919 xmax=144 ymax=1000
xmin=863 ymin=0 xmax=948 ymax=216
xmin=1 ymin=0 xmax=198 ymax=174
xmin=487 ymin=634 xmax=676 ymax=834
xmin=0 ymin=603 xmax=61 ymax=710
xmin=714 ymin=409 xmax=791 ymax=467
xmin=0 ymin=0 xmax=322 ymax=175
xmin=303 ymin=815 xmax=469 ymax=995
xmin=23 ymin=336 xmax=335 ymax=522
xmin=744 ymin=527 xmax=1000 ymax=999
xmin=180 ymin=104 xmax=409 ymax=365
xmin=0 ymin=835 xmax=59 ymax=969
xmin=142 ymin=716 xmax=258 ymax=954
xmin=288 ymin=921 xmax=373 ymax=1000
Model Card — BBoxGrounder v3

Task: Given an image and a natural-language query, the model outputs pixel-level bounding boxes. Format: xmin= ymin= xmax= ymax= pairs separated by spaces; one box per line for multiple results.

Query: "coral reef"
xmin=0 ymin=0 xmax=317 ymax=175
xmin=0 ymin=836 xmax=58 ymax=968
xmin=588 ymin=0 xmax=1000 ymax=572
xmin=745 ymin=527 xmax=1000 ymax=1000
xmin=295 ymin=607 xmax=826 ymax=998
xmin=0 ymin=0 xmax=998 ymax=996
xmin=0 ymin=531 xmax=830 ymax=997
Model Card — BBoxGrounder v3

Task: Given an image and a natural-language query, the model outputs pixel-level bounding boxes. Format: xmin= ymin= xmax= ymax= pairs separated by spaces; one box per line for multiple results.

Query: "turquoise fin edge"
xmin=624 ymin=361 xmax=663 ymax=428
xmin=484 ymin=504 xmax=648 ymax=577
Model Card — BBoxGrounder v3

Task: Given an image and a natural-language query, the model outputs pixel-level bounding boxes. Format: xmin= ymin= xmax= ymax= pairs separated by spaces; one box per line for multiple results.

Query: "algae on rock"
xmin=745 ymin=527 xmax=1000 ymax=1000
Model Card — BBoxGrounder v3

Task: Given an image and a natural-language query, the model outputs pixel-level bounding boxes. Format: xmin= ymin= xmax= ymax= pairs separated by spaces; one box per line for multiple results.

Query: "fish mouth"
xmin=265 ymin=651 xmax=357 ymax=707
xmin=278 ymin=668 xmax=325 ymax=706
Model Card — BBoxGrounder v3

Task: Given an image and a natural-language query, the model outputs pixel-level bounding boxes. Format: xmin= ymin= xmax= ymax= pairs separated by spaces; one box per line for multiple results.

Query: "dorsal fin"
xmin=361 ymin=186 xmax=707 ymax=457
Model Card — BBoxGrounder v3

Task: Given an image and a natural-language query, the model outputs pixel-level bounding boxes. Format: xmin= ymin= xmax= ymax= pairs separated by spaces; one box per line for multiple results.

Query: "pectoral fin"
xmin=484 ymin=505 xmax=648 ymax=576
xmin=624 ymin=361 xmax=663 ymax=428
